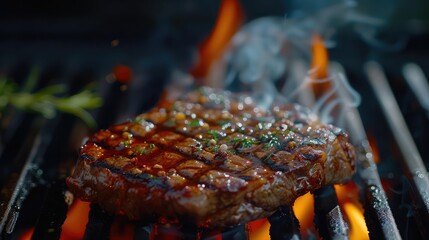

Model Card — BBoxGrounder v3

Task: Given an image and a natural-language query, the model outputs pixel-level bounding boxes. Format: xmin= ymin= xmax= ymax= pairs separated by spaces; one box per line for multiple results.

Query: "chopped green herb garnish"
xmin=135 ymin=146 xmax=150 ymax=155
xmin=201 ymin=138 xmax=210 ymax=145
xmin=213 ymin=145 xmax=219 ymax=153
xmin=189 ymin=119 xmax=203 ymax=127
xmin=207 ymin=130 xmax=222 ymax=141
xmin=240 ymin=138 xmax=259 ymax=148
xmin=264 ymin=136 xmax=281 ymax=149
xmin=120 ymin=140 xmax=132 ymax=148
xmin=229 ymin=137 xmax=258 ymax=149
xmin=149 ymin=143 xmax=155 ymax=149
xmin=206 ymin=145 xmax=220 ymax=153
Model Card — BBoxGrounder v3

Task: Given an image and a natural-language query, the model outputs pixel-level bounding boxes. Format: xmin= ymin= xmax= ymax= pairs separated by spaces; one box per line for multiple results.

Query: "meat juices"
xmin=67 ymin=87 xmax=355 ymax=228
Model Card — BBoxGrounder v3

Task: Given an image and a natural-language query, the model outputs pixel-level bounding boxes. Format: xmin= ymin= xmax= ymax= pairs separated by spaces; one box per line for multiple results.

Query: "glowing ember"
xmin=113 ymin=64 xmax=133 ymax=84
xmin=310 ymin=34 xmax=331 ymax=97
xmin=248 ymin=218 xmax=270 ymax=240
xmin=335 ymin=183 xmax=369 ymax=240
xmin=292 ymin=192 xmax=315 ymax=237
xmin=60 ymin=200 xmax=90 ymax=240
xmin=191 ymin=0 xmax=244 ymax=80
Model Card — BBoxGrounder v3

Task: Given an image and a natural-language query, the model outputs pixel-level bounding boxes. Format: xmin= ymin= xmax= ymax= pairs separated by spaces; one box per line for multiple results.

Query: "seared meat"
xmin=66 ymin=87 xmax=355 ymax=228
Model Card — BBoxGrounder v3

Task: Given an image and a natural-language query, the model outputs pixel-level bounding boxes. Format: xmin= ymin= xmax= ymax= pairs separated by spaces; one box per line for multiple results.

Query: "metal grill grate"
xmin=1 ymin=57 xmax=429 ymax=239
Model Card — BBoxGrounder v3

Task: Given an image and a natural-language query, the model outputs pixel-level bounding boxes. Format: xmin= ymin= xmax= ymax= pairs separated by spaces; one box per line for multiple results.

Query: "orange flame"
xmin=191 ymin=0 xmax=244 ymax=80
xmin=293 ymin=192 xmax=315 ymax=237
xmin=343 ymin=203 xmax=369 ymax=240
xmin=19 ymin=200 xmax=90 ymax=240
xmin=60 ymin=200 xmax=91 ymax=240
xmin=248 ymin=218 xmax=270 ymax=240
xmin=367 ymin=133 xmax=380 ymax=164
xmin=311 ymin=34 xmax=329 ymax=79
xmin=19 ymin=228 xmax=34 ymax=240
xmin=335 ymin=183 xmax=369 ymax=240
xmin=310 ymin=34 xmax=331 ymax=97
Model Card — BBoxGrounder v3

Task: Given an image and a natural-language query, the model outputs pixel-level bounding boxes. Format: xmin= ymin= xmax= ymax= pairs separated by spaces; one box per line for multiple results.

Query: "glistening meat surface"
xmin=66 ymin=87 xmax=355 ymax=228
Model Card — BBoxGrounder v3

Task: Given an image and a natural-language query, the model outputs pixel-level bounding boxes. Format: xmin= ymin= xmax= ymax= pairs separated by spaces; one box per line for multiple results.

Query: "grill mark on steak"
xmin=67 ymin=87 xmax=356 ymax=228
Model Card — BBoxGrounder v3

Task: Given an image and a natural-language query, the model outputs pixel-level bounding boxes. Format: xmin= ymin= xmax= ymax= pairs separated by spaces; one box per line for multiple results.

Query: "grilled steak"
xmin=66 ymin=87 xmax=355 ymax=228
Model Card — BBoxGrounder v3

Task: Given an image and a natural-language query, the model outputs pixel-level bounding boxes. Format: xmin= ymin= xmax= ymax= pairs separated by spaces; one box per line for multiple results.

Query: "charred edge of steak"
xmin=67 ymin=87 xmax=356 ymax=228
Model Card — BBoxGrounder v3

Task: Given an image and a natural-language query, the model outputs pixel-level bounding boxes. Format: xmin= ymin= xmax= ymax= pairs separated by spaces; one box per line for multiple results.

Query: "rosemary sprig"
xmin=0 ymin=68 xmax=102 ymax=128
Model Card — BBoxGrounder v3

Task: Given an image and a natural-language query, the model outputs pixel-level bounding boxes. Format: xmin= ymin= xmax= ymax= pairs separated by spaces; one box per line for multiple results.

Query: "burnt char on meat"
xmin=66 ymin=87 xmax=355 ymax=228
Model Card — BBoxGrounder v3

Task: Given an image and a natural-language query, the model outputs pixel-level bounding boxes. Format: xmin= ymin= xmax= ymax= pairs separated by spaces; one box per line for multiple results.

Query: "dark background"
xmin=1 ymin=0 xmax=429 ymax=75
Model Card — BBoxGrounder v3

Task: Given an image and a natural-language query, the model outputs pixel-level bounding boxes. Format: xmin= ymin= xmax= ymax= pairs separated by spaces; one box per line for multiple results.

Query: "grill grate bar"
xmin=31 ymin=182 xmax=68 ymax=240
xmin=314 ymin=186 xmax=349 ymax=240
xmin=330 ymin=62 xmax=401 ymax=239
xmin=3 ymin=68 xmax=101 ymax=239
xmin=365 ymin=61 xmax=429 ymax=236
xmin=402 ymin=63 xmax=429 ymax=117
xmin=133 ymin=222 xmax=150 ymax=240
xmin=268 ymin=206 xmax=300 ymax=239
xmin=0 ymin=117 xmax=52 ymax=238
xmin=221 ymin=224 xmax=247 ymax=240
xmin=83 ymin=204 xmax=114 ymax=240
